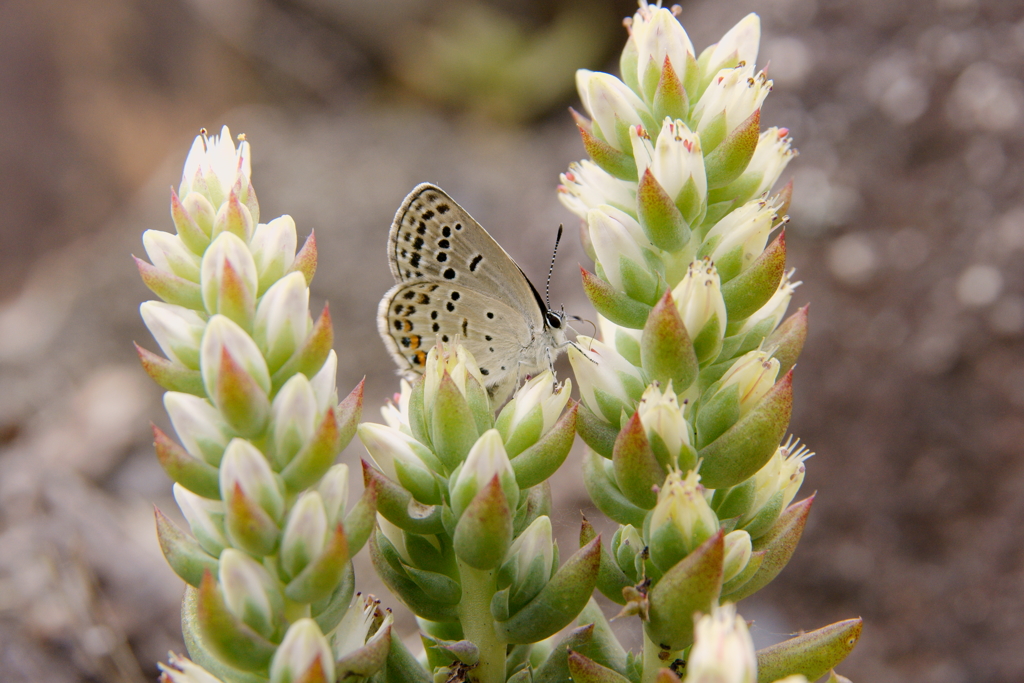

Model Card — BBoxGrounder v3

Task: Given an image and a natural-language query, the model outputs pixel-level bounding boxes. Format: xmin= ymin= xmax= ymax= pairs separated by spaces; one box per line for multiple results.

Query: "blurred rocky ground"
xmin=1 ymin=0 xmax=1022 ymax=682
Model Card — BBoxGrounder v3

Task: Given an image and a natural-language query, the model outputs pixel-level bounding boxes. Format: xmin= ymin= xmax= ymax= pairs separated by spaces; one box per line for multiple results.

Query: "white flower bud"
xmin=141 ymin=301 xmax=207 ymax=369
xmin=693 ymin=64 xmax=772 ymax=136
xmin=220 ymin=438 xmax=284 ymax=522
xmin=318 ymin=464 xmax=350 ymax=527
xmin=631 ymin=6 xmax=695 ymax=91
xmin=687 ymin=603 xmax=757 ymax=683
xmin=588 ymin=206 xmax=650 ymax=292
xmin=717 ymin=349 xmax=780 ymax=417
xmin=250 ymin=215 xmax=298 ymax=291
xmin=449 ymin=430 xmax=517 ymax=518
xmin=737 ymin=269 xmax=801 ymax=336
xmin=585 ymin=73 xmax=652 ymax=151
xmin=745 ymin=127 xmax=796 ymax=197
xmin=164 ymin=392 xmax=232 ymax=465
xmin=705 ymin=14 xmax=761 ymax=77
xmin=381 ymin=378 xmax=413 ymax=431
xmin=637 ymin=382 xmax=691 ymax=465
xmin=310 ymin=350 xmax=339 ymax=416
xmin=672 ymin=258 xmax=727 ymax=342
xmin=423 ymin=341 xmax=486 ymax=408
xmin=200 ymin=232 xmax=258 ymax=324
xmin=704 ymin=198 xmax=780 ymax=278
xmin=647 ymin=118 xmax=706 ymax=206
xmin=568 ymin=337 xmax=644 ymax=424
xmin=173 ymin=483 xmax=228 ymax=556
xmin=507 ymin=515 xmax=555 ymax=582
xmin=200 ymin=314 xmax=271 ymax=395
xmin=743 ymin=437 xmax=812 ymax=527
xmin=723 ymin=529 xmax=752 ymax=583
xmin=269 ymin=618 xmax=334 ymax=683
xmin=143 ymin=230 xmax=201 ymax=281
xmin=333 ymin=594 xmax=386 ymax=661
xmin=270 ymin=373 xmax=319 ymax=469
xmin=280 ymin=491 xmax=329 ymax=578
xmin=254 ymin=272 xmax=311 ymax=372
xmin=358 ymin=422 xmax=437 ymax=489
xmin=159 ymin=653 xmax=224 ymax=683
xmin=558 ymin=160 xmax=637 ymax=219
xmin=507 ymin=371 xmax=572 ymax=437
xmin=650 ymin=469 xmax=719 ymax=557
xmin=180 ymin=126 xmax=251 ymax=203
xmin=219 ymin=548 xmax=282 ymax=639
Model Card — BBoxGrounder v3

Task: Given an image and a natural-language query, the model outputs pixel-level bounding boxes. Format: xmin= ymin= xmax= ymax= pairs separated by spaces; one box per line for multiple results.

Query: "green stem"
xmin=457 ymin=560 xmax=506 ymax=683
xmin=641 ymin=630 xmax=665 ymax=683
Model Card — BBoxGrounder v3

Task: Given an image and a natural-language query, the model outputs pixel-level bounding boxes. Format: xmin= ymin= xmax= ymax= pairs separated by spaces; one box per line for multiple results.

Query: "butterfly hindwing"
xmin=378 ymin=281 xmax=539 ymax=389
xmin=388 ymin=183 xmax=547 ymax=323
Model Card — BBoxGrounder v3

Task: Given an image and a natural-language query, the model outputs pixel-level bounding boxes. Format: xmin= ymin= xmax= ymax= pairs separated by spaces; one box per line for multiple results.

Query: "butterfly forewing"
xmin=379 ymin=281 xmax=536 ymax=388
xmin=389 ymin=183 xmax=547 ymax=322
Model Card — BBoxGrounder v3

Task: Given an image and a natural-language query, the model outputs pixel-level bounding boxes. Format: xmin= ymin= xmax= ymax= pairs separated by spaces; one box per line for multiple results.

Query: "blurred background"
xmin=1 ymin=0 xmax=1023 ymax=681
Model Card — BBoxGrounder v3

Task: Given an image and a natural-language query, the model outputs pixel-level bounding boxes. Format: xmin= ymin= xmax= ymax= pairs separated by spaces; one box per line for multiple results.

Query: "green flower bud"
xmin=310 ymin=350 xmax=339 ymax=415
xmin=449 ymin=430 xmax=518 ymax=519
xmin=358 ymin=422 xmax=441 ymax=505
xmin=687 ymin=604 xmax=757 ymax=683
xmin=281 ymin=491 xmax=329 ymax=579
xmin=611 ymin=524 xmax=644 ymax=583
xmin=212 ymin=192 xmax=255 ymax=243
xmin=317 ymin=464 xmax=350 ymax=527
xmin=158 ymin=653 xmax=223 ymax=683
xmin=254 ymin=272 xmax=311 ymax=373
xmin=164 ymin=392 xmax=232 ymax=466
xmin=219 ymin=548 xmax=283 ymax=640
xmin=178 ymin=190 xmax=216 ymax=243
xmin=173 ymin=483 xmax=228 ymax=556
xmin=249 ymin=216 xmax=297 ymax=294
xmin=269 ymin=374 xmax=319 ymax=470
xmin=722 ymin=529 xmax=752 ymax=583
xmin=568 ymin=337 xmax=645 ymax=426
xmin=637 ymin=382 xmax=694 ymax=472
xmin=739 ymin=438 xmax=811 ymax=538
xmin=221 ymin=439 xmax=284 ymax=518
xmin=143 ymin=229 xmax=202 ymax=282
xmin=497 ymin=371 xmax=572 ymax=457
xmin=649 ymin=470 xmax=719 ymax=572
xmin=220 ymin=438 xmax=285 ymax=553
xmin=671 ymin=259 xmax=727 ymax=363
xmin=504 ymin=515 xmax=555 ymax=602
xmin=141 ymin=302 xmax=207 ymax=370
xmin=269 ymin=618 xmax=334 ymax=683
xmin=200 ymin=233 xmax=258 ymax=328
xmin=588 ymin=206 xmax=654 ymax=295
xmin=200 ymin=315 xmax=271 ymax=436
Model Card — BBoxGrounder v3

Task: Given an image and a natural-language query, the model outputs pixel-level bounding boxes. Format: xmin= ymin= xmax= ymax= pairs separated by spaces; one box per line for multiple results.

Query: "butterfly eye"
xmin=546 ymin=311 xmax=562 ymax=328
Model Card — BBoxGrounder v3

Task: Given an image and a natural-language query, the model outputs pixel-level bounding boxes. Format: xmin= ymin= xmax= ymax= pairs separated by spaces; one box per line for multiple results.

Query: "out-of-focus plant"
xmin=136 ymin=3 xmax=862 ymax=683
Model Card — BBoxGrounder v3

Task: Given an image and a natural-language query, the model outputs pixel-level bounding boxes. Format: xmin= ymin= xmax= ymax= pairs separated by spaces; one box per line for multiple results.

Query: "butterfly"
xmin=377 ymin=183 xmax=567 ymax=403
